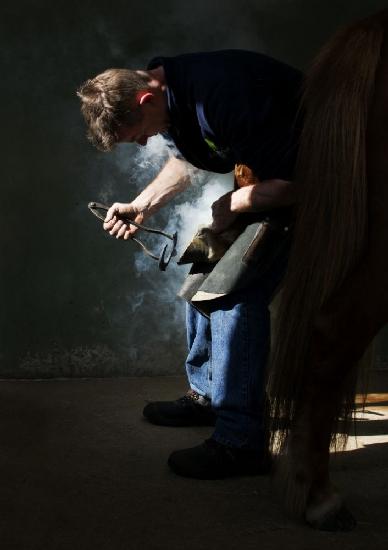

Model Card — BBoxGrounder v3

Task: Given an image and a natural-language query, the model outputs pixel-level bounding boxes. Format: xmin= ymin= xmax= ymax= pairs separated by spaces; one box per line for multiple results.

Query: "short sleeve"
xmin=161 ymin=131 xmax=185 ymax=160
xmin=204 ymin=84 xmax=272 ymax=180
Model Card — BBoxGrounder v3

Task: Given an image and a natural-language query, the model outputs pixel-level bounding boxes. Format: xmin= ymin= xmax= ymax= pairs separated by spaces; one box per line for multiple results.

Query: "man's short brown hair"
xmin=77 ymin=69 xmax=151 ymax=151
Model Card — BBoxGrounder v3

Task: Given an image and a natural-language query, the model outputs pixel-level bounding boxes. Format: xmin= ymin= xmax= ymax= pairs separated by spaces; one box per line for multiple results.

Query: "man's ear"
xmin=137 ymin=92 xmax=153 ymax=105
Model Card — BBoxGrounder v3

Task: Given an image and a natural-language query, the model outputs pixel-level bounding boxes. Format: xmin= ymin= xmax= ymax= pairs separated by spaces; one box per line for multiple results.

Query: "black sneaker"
xmin=168 ymin=438 xmax=272 ymax=479
xmin=143 ymin=390 xmax=216 ymax=427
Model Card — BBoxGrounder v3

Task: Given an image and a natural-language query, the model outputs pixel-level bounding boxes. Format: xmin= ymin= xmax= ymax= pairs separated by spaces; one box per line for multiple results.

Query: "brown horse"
xmin=269 ymin=9 xmax=388 ymax=530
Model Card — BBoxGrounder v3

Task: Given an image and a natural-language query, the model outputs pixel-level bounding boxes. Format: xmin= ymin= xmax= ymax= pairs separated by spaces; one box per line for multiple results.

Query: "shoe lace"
xmin=204 ymin=438 xmax=238 ymax=462
xmin=179 ymin=391 xmax=213 ymax=410
xmin=180 ymin=390 xmax=201 ymax=404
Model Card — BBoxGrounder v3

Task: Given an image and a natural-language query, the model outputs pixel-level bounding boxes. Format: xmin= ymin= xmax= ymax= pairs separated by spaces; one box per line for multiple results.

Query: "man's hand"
xmin=103 ymin=202 xmax=146 ymax=240
xmin=211 ymin=192 xmax=239 ymax=233
xmin=102 ymin=157 xmax=192 ymax=240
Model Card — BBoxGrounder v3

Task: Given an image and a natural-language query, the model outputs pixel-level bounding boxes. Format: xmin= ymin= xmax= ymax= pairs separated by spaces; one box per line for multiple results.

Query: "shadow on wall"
xmin=1 ymin=0 xmax=388 ymax=377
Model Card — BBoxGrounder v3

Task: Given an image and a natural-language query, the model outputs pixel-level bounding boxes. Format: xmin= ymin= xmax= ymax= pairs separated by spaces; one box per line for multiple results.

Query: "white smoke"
xmin=134 ymin=134 xmax=175 ymax=172
xmin=133 ymin=174 xmax=232 ymax=268
xmin=106 ymin=134 xmax=233 ymax=350
xmin=172 ymin=177 xmax=232 ymax=257
xmin=130 ymin=135 xmax=233 ymax=271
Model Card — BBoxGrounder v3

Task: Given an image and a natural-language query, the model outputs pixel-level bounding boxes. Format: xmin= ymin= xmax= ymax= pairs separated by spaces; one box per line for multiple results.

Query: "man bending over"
xmin=77 ymin=50 xmax=302 ymax=479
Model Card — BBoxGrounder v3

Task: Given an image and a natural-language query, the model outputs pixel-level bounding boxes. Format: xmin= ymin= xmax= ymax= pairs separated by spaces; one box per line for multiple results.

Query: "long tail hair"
xmin=268 ymin=12 xmax=385 ymax=451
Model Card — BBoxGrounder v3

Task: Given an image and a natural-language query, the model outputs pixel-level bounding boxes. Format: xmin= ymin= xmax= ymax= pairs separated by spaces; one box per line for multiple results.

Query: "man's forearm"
xmin=230 ymin=179 xmax=297 ymax=213
xmin=103 ymin=156 xmax=192 ymax=240
xmin=131 ymin=156 xmax=192 ymax=215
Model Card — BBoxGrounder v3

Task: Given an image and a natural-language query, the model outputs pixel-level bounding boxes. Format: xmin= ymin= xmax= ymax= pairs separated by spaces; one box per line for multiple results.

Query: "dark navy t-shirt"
xmin=147 ymin=50 xmax=303 ymax=181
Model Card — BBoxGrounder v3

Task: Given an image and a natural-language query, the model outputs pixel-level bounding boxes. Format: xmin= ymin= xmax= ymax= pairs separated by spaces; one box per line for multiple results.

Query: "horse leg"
xmin=277 ymin=249 xmax=385 ymax=530
xmin=279 ymin=267 xmax=371 ymax=528
xmin=305 ymin=254 xmax=388 ymax=529
xmin=289 ymin=28 xmax=388 ymax=529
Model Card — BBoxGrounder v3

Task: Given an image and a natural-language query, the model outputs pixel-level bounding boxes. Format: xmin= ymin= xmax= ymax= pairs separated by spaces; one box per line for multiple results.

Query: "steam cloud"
xmin=123 ymin=135 xmax=233 ymax=324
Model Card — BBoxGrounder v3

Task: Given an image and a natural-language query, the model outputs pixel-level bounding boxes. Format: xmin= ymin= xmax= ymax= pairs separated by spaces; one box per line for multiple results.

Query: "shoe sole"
xmin=167 ymin=456 xmax=272 ymax=479
xmin=143 ymin=406 xmax=216 ymax=427
xmin=143 ymin=414 xmax=216 ymax=427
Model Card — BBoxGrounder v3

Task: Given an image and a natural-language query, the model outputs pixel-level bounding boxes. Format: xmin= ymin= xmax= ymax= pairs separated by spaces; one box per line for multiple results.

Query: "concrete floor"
xmin=1 ymin=376 xmax=388 ymax=550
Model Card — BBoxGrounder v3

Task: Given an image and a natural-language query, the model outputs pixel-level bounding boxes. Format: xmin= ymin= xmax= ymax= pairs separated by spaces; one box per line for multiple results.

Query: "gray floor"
xmin=1 ymin=376 xmax=388 ymax=550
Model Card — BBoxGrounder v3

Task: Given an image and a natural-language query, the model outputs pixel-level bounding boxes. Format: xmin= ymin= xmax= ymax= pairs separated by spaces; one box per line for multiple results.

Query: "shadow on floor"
xmin=0 ymin=377 xmax=388 ymax=550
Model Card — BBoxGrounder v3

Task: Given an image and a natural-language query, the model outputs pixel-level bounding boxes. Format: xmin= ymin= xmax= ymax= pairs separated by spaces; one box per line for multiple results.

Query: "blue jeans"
xmin=185 ymin=259 xmax=286 ymax=452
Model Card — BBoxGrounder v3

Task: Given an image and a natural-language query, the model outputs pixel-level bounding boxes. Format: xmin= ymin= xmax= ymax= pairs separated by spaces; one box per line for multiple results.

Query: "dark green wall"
xmin=1 ymin=0 xmax=388 ymax=377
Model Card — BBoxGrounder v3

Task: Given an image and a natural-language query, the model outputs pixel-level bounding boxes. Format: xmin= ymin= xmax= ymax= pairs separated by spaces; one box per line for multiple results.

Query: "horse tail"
xmin=268 ymin=11 xmax=386 ymax=451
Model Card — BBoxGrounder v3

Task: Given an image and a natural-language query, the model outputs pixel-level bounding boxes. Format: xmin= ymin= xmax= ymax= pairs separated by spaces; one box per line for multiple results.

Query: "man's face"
xmin=117 ymin=91 xmax=169 ymax=147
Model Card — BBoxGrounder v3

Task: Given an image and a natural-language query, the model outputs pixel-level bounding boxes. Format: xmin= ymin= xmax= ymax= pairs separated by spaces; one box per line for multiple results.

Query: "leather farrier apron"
xmin=177 ymin=165 xmax=293 ymax=316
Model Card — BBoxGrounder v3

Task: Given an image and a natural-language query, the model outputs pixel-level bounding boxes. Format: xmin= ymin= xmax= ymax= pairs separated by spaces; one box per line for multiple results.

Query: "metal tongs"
xmin=88 ymin=202 xmax=178 ymax=271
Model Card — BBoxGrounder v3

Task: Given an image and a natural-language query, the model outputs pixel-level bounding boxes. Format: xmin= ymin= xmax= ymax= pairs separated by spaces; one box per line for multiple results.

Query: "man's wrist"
xmin=131 ymin=197 xmax=151 ymax=214
xmin=230 ymin=187 xmax=252 ymax=213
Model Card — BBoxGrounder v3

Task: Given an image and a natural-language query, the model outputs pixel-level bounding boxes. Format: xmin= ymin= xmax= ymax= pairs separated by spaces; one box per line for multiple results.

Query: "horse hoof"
xmin=307 ymin=504 xmax=357 ymax=531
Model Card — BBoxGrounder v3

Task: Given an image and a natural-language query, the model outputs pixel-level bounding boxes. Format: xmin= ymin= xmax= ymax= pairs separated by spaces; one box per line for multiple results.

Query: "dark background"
xmin=2 ymin=0 xmax=388 ymax=378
